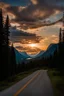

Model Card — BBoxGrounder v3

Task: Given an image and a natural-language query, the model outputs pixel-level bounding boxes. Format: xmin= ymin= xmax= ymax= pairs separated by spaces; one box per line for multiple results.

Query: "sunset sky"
xmin=0 ymin=0 xmax=64 ymax=54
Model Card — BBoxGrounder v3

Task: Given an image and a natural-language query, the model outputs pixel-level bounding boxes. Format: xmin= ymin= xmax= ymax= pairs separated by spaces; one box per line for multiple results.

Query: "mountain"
xmin=14 ymin=49 xmax=30 ymax=64
xmin=20 ymin=52 xmax=30 ymax=58
xmin=33 ymin=43 xmax=58 ymax=59
xmin=36 ymin=51 xmax=45 ymax=57
xmin=42 ymin=43 xmax=58 ymax=58
xmin=14 ymin=43 xmax=58 ymax=64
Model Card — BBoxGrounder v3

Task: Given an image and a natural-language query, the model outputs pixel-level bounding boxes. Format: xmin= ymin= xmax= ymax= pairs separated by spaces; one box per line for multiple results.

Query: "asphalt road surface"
xmin=0 ymin=70 xmax=54 ymax=96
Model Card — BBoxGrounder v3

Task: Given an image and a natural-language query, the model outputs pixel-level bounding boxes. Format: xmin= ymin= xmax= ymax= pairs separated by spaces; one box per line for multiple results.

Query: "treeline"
xmin=0 ymin=9 xmax=16 ymax=81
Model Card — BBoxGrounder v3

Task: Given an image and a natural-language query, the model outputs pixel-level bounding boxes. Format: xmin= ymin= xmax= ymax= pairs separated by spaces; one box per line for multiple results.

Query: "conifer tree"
xmin=0 ymin=9 xmax=3 ymax=45
xmin=4 ymin=15 xmax=10 ymax=46
xmin=63 ymin=31 xmax=64 ymax=43
xmin=59 ymin=28 xmax=62 ymax=43
xmin=0 ymin=9 xmax=4 ymax=80
xmin=3 ymin=15 xmax=10 ymax=78
xmin=10 ymin=44 xmax=16 ymax=76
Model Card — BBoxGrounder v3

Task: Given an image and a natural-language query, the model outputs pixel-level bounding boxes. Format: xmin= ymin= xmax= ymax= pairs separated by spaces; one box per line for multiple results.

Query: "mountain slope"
xmin=14 ymin=49 xmax=30 ymax=64
xmin=40 ymin=44 xmax=58 ymax=58
xmin=33 ymin=43 xmax=58 ymax=59
xmin=20 ymin=52 xmax=30 ymax=58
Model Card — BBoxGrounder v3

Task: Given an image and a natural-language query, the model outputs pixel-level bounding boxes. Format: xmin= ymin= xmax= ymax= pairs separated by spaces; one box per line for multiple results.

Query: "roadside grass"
xmin=48 ymin=69 xmax=64 ymax=96
xmin=0 ymin=68 xmax=39 ymax=91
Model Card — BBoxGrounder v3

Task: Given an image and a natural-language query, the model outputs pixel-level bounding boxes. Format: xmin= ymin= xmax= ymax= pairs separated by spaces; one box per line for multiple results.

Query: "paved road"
xmin=0 ymin=70 xmax=54 ymax=96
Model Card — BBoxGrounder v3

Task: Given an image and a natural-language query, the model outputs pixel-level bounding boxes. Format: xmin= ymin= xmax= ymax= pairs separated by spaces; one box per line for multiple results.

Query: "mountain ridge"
xmin=14 ymin=43 xmax=58 ymax=64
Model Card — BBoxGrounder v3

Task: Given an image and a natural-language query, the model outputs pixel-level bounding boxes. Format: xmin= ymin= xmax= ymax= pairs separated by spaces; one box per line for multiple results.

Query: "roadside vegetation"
xmin=48 ymin=69 xmax=64 ymax=96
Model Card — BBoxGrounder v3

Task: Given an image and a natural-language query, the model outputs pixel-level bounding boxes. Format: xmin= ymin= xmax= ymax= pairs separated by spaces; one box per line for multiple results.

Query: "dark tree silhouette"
xmin=4 ymin=15 xmax=10 ymax=77
xmin=0 ymin=9 xmax=4 ymax=80
xmin=63 ymin=31 xmax=64 ymax=43
xmin=0 ymin=9 xmax=3 ymax=46
xmin=59 ymin=28 xmax=62 ymax=43
xmin=4 ymin=15 xmax=10 ymax=46
xmin=10 ymin=44 xmax=16 ymax=76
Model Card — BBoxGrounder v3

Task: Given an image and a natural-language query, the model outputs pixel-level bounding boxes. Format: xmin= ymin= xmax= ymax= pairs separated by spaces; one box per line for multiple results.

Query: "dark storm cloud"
xmin=10 ymin=26 xmax=38 ymax=36
xmin=0 ymin=0 xmax=31 ymax=6
xmin=0 ymin=0 xmax=64 ymax=29
xmin=10 ymin=26 xmax=42 ymax=44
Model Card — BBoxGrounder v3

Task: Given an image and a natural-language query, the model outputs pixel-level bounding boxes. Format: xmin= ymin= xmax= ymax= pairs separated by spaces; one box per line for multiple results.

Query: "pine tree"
xmin=10 ymin=44 xmax=16 ymax=76
xmin=4 ymin=15 xmax=10 ymax=46
xmin=0 ymin=9 xmax=4 ymax=80
xmin=3 ymin=15 xmax=10 ymax=78
xmin=59 ymin=28 xmax=62 ymax=43
xmin=0 ymin=9 xmax=4 ymax=45
xmin=63 ymin=31 xmax=64 ymax=43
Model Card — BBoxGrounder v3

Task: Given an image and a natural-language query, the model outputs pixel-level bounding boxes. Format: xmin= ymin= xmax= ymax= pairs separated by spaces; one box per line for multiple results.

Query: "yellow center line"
xmin=14 ymin=71 xmax=40 ymax=96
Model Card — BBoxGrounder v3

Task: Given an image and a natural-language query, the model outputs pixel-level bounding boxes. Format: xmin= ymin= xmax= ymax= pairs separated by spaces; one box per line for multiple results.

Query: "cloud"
xmin=10 ymin=26 xmax=42 ymax=44
xmin=0 ymin=0 xmax=64 ymax=29
xmin=0 ymin=0 xmax=31 ymax=6
xmin=51 ymin=35 xmax=58 ymax=43
xmin=15 ymin=44 xmax=41 ymax=54
xmin=31 ymin=0 xmax=38 ymax=5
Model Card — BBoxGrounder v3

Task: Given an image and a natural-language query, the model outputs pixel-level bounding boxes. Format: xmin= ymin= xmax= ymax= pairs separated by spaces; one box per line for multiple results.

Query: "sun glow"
xmin=29 ymin=44 xmax=37 ymax=48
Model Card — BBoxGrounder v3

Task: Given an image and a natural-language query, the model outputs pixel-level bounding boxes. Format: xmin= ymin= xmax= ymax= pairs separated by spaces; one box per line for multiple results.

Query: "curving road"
xmin=0 ymin=70 xmax=54 ymax=96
